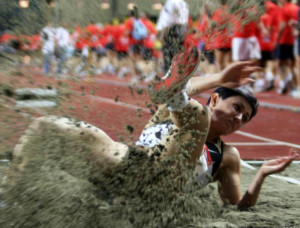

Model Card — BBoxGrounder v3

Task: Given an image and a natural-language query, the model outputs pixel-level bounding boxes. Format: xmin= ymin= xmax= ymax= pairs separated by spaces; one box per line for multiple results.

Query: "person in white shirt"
xmin=55 ymin=22 xmax=70 ymax=74
xmin=156 ymin=0 xmax=189 ymax=73
xmin=40 ymin=22 xmax=56 ymax=74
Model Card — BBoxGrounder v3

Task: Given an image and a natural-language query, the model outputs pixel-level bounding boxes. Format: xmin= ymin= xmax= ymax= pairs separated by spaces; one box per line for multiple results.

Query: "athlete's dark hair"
xmin=207 ymin=86 xmax=259 ymax=121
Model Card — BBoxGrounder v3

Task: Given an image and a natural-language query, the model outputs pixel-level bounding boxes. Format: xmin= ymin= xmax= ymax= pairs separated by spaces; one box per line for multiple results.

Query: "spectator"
xmin=55 ymin=21 xmax=70 ymax=74
xmin=40 ymin=22 xmax=56 ymax=75
xmin=275 ymin=0 xmax=298 ymax=94
xmin=231 ymin=7 xmax=261 ymax=62
xmin=211 ymin=0 xmax=233 ymax=71
xmin=125 ymin=7 xmax=148 ymax=63
xmin=256 ymin=4 xmax=276 ymax=92
xmin=114 ymin=25 xmax=134 ymax=78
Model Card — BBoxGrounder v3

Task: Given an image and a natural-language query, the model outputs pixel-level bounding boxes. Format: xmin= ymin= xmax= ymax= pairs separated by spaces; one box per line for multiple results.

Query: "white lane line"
xmin=244 ymin=160 xmax=300 ymax=165
xmin=87 ymin=93 xmax=300 ymax=185
xmin=93 ymin=78 xmax=300 ymax=114
xmin=15 ymin=88 xmax=58 ymax=97
xmin=3 ymin=93 xmax=300 ymax=185
xmin=236 ymin=131 xmax=300 ymax=149
xmin=86 ymin=95 xmax=150 ymax=113
xmin=85 ymin=94 xmax=300 ymax=149
xmin=0 ymin=98 xmax=46 ymax=118
xmin=228 ymin=142 xmax=290 ymax=146
xmin=16 ymin=100 xmax=57 ymax=108
xmin=93 ymin=78 xmax=147 ymax=89
xmin=197 ymin=93 xmax=300 ymax=113
xmin=240 ymin=160 xmax=300 ymax=185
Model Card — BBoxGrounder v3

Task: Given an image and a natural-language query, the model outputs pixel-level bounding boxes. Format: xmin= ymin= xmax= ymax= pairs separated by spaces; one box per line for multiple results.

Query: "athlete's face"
xmin=209 ymin=94 xmax=252 ymax=135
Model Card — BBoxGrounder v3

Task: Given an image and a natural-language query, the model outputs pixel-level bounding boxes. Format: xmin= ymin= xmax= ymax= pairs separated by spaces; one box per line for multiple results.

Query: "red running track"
xmin=2 ymin=71 xmax=300 ymax=160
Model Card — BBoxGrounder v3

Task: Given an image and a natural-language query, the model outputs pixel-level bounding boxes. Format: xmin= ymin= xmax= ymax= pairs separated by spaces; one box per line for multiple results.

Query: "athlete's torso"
xmin=136 ymin=122 xmax=224 ymax=186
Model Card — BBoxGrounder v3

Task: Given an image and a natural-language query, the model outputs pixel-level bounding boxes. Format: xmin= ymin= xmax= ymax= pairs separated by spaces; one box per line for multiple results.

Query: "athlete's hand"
xmin=259 ymin=156 xmax=295 ymax=177
xmin=219 ymin=61 xmax=262 ymax=88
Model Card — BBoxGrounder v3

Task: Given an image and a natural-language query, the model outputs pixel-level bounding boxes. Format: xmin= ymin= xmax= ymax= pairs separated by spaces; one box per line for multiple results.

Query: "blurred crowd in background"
xmin=1 ymin=0 xmax=300 ymax=98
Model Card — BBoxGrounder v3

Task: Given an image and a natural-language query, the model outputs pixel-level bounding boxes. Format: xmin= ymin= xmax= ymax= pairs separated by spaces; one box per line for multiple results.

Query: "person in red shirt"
xmin=256 ymin=9 xmax=276 ymax=91
xmin=115 ymin=25 xmax=130 ymax=58
xmin=100 ymin=23 xmax=118 ymax=74
xmin=74 ymin=29 xmax=92 ymax=74
xmin=211 ymin=0 xmax=232 ymax=71
xmin=288 ymin=0 xmax=300 ymax=98
xmin=231 ymin=9 xmax=261 ymax=62
xmin=0 ymin=33 xmax=18 ymax=54
xmin=262 ymin=0 xmax=282 ymax=91
xmin=140 ymin=11 xmax=157 ymax=61
xmin=85 ymin=22 xmax=102 ymax=71
xmin=114 ymin=24 xmax=135 ymax=78
xmin=275 ymin=0 xmax=299 ymax=94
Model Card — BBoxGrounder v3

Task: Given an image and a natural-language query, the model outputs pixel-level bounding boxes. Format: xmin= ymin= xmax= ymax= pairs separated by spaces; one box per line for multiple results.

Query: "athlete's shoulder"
xmin=214 ymin=143 xmax=241 ymax=181
xmin=222 ymin=143 xmax=241 ymax=167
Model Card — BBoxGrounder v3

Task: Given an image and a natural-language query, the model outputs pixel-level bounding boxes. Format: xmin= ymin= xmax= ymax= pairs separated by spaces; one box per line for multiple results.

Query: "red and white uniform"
xmin=102 ymin=24 xmax=117 ymax=47
xmin=258 ymin=12 xmax=274 ymax=51
xmin=279 ymin=2 xmax=298 ymax=45
xmin=231 ymin=9 xmax=261 ymax=61
xmin=114 ymin=25 xmax=131 ymax=52
xmin=265 ymin=0 xmax=281 ymax=47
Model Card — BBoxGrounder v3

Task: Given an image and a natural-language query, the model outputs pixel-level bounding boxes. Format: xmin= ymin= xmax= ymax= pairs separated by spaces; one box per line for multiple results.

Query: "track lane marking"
xmin=86 ymin=94 xmax=300 ymax=149
xmin=235 ymin=131 xmax=300 ymax=149
xmin=87 ymin=94 xmax=300 ymax=185
xmin=2 ymin=93 xmax=299 ymax=185
xmin=91 ymin=78 xmax=300 ymax=112
xmin=228 ymin=142 xmax=294 ymax=146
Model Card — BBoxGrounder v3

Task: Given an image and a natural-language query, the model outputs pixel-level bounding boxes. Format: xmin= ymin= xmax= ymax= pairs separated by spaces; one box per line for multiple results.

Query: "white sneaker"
xmin=117 ymin=66 xmax=131 ymax=78
xmin=277 ymin=80 xmax=289 ymax=94
xmin=130 ymin=76 xmax=139 ymax=85
xmin=253 ymin=78 xmax=265 ymax=92
xmin=143 ymin=71 xmax=156 ymax=83
xmin=96 ymin=69 xmax=103 ymax=75
xmin=290 ymin=89 xmax=300 ymax=98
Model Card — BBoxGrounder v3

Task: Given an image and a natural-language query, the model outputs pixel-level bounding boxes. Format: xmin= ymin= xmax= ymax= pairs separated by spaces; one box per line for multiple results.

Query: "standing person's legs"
xmin=56 ymin=46 xmax=66 ymax=74
xmin=232 ymin=37 xmax=248 ymax=62
xmin=219 ymin=48 xmax=233 ymax=70
xmin=215 ymin=49 xmax=225 ymax=71
xmin=264 ymin=59 xmax=275 ymax=90
xmin=278 ymin=44 xmax=294 ymax=94
xmin=204 ymin=49 xmax=216 ymax=74
xmin=291 ymin=35 xmax=300 ymax=97
xmin=43 ymin=52 xmax=52 ymax=74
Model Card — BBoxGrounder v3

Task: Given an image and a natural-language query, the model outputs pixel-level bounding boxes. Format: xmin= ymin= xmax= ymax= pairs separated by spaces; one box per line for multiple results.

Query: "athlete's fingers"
xmin=241 ymin=66 xmax=262 ymax=75
xmin=288 ymin=148 xmax=300 ymax=159
xmin=234 ymin=60 xmax=259 ymax=70
xmin=240 ymin=78 xmax=255 ymax=86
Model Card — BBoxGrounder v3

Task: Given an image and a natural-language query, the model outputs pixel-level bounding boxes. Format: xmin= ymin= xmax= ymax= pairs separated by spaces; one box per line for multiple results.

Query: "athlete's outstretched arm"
xmin=218 ymin=146 xmax=295 ymax=207
xmin=187 ymin=61 xmax=260 ymax=97
xmin=237 ymin=156 xmax=294 ymax=207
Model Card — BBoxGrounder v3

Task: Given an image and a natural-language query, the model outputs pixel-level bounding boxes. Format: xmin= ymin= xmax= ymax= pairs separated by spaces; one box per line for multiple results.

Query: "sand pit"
xmin=0 ymin=119 xmax=299 ymax=228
